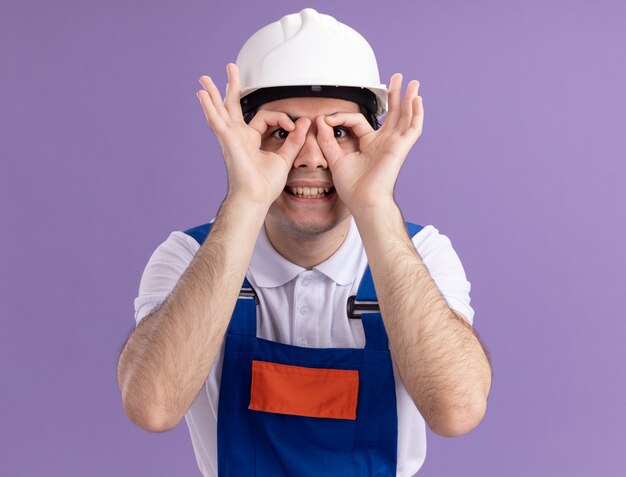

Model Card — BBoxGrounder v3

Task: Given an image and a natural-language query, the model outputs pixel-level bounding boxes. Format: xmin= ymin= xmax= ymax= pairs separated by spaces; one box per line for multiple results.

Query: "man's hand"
xmin=315 ymin=73 xmax=423 ymax=213
xmin=197 ymin=63 xmax=311 ymax=206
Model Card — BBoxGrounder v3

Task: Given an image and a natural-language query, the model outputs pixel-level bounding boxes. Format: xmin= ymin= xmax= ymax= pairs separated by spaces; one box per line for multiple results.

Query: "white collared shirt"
xmin=134 ymin=218 xmax=474 ymax=477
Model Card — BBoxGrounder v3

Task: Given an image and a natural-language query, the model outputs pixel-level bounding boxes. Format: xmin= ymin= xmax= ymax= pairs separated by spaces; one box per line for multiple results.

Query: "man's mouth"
xmin=285 ymin=186 xmax=335 ymax=199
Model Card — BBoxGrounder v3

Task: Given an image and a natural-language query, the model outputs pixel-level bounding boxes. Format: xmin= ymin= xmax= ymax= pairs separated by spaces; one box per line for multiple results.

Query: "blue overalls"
xmin=184 ymin=222 xmax=423 ymax=477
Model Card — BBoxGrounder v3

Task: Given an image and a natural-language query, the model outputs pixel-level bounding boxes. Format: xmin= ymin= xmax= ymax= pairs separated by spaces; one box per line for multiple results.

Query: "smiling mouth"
xmin=285 ymin=186 xmax=335 ymax=198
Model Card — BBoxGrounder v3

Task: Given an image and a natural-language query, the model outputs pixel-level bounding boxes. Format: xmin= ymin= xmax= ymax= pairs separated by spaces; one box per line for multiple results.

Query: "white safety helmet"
xmin=236 ymin=8 xmax=388 ymax=120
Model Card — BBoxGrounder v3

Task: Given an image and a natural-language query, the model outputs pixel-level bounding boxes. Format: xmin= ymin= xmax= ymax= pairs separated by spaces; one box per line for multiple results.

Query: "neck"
xmin=264 ymin=218 xmax=352 ymax=269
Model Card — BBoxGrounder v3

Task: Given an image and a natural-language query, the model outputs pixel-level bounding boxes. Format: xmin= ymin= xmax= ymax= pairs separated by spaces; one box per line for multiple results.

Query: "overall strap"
xmin=405 ymin=221 xmax=424 ymax=238
xmin=183 ymin=222 xmax=213 ymax=246
xmin=227 ymin=293 xmax=258 ymax=337
xmin=352 ymin=262 xmax=387 ymax=351
xmin=183 ymin=222 xmax=258 ymax=337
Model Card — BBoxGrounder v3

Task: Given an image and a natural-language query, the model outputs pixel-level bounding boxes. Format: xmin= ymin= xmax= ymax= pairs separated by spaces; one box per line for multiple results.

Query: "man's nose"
xmin=293 ymin=119 xmax=328 ymax=169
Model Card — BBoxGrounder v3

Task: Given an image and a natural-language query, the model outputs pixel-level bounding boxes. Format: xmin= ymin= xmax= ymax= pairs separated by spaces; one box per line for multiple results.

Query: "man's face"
xmin=258 ymin=97 xmax=361 ymax=239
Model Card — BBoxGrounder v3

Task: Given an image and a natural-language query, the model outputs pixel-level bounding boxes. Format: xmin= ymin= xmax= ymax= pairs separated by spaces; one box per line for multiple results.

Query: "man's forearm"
xmin=352 ymin=200 xmax=492 ymax=437
xmin=117 ymin=196 xmax=268 ymax=432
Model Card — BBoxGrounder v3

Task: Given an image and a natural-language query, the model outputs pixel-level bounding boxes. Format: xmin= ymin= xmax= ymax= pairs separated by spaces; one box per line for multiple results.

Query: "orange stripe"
xmin=249 ymin=360 xmax=359 ymax=420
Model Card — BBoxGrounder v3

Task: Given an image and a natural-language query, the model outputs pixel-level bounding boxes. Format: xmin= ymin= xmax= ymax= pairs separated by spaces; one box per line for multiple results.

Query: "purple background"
xmin=2 ymin=0 xmax=625 ymax=475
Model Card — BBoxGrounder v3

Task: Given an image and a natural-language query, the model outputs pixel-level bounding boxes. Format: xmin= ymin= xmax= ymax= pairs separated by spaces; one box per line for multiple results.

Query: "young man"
xmin=118 ymin=8 xmax=491 ymax=477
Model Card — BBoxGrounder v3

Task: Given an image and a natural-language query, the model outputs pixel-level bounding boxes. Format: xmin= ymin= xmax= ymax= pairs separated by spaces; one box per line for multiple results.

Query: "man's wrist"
xmin=223 ymin=191 xmax=273 ymax=216
xmin=208 ymin=193 xmax=271 ymax=241
xmin=351 ymin=197 xmax=414 ymax=254
xmin=349 ymin=196 xmax=399 ymax=224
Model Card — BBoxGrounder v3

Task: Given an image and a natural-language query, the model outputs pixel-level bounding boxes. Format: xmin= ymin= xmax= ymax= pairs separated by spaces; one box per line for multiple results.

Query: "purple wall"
xmin=2 ymin=0 xmax=625 ymax=475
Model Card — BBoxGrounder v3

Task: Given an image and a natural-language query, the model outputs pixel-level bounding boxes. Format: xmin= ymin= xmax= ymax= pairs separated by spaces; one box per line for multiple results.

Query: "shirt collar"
xmin=248 ymin=218 xmax=362 ymax=288
xmin=248 ymin=225 xmax=305 ymax=288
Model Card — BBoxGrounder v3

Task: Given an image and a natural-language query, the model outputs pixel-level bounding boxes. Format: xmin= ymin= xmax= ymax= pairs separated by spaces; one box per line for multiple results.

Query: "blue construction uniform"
xmin=184 ymin=222 xmax=423 ymax=477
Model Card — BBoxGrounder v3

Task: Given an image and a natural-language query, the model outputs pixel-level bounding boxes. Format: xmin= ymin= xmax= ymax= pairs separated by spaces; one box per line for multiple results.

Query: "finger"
xmin=248 ymin=110 xmax=296 ymax=136
xmin=223 ymin=63 xmax=244 ymax=122
xmin=315 ymin=115 xmax=344 ymax=169
xmin=198 ymin=75 xmax=230 ymax=122
xmin=276 ymin=117 xmax=310 ymax=163
xmin=324 ymin=112 xmax=373 ymax=139
xmin=382 ymin=73 xmax=403 ymax=129
xmin=409 ymin=95 xmax=424 ymax=134
xmin=398 ymin=80 xmax=420 ymax=131
xmin=196 ymin=89 xmax=227 ymax=135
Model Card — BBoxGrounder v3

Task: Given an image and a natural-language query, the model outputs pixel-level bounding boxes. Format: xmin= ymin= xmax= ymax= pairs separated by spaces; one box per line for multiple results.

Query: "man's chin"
xmin=291 ymin=221 xmax=340 ymax=237
xmin=273 ymin=217 xmax=338 ymax=237
xmin=266 ymin=211 xmax=350 ymax=239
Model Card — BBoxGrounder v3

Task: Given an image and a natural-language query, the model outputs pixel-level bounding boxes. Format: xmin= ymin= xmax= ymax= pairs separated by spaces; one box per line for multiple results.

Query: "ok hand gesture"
xmin=315 ymin=73 xmax=424 ymax=213
xmin=197 ymin=63 xmax=310 ymax=206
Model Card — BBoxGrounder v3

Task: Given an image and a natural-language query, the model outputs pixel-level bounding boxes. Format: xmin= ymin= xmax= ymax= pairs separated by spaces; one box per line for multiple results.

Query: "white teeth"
xmin=289 ymin=186 xmax=332 ymax=198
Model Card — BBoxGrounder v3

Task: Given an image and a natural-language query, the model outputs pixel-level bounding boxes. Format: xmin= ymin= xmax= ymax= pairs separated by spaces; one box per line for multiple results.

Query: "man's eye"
xmin=271 ymin=128 xmax=289 ymax=139
xmin=333 ymin=126 xmax=349 ymax=139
